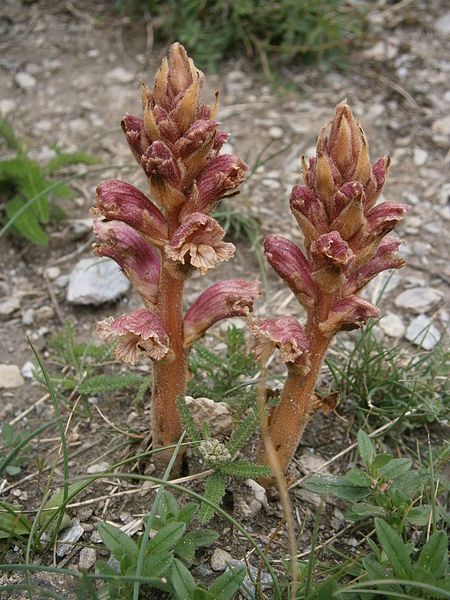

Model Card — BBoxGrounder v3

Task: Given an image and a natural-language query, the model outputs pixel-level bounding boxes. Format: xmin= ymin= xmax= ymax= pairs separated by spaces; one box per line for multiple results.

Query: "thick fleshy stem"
xmin=257 ymin=303 xmax=330 ymax=480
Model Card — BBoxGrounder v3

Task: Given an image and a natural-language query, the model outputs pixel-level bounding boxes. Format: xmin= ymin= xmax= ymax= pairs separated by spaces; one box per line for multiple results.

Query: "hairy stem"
xmin=151 ymin=214 xmax=187 ymax=467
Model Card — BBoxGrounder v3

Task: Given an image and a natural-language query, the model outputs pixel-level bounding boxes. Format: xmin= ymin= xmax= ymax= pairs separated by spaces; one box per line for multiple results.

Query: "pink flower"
xmin=94 ymin=180 xmax=167 ymax=245
xmin=290 ymin=185 xmax=329 ymax=248
xmin=319 ymin=296 xmax=380 ymax=335
xmin=121 ymin=114 xmax=150 ymax=163
xmin=192 ymin=154 xmax=248 ymax=213
xmin=93 ymin=220 xmax=161 ymax=304
xmin=165 ymin=213 xmax=235 ymax=274
xmin=263 ymin=235 xmax=317 ymax=309
xmin=251 ymin=316 xmax=310 ymax=367
xmin=97 ymin=309 xmax=169 ymax=364
xmin=344 ymin=237 xmax=404 ymax=295
xmin=184 ymin=279 xmax=261 ymax=345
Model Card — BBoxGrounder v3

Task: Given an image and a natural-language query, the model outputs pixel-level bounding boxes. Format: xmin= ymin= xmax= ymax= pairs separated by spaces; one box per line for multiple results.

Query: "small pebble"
xmin=15 ymin=72 xmax=37 ymax=90
xmin=79 ymin=547 xmax=96 ymax=571
xmin=211 ymin=548 xmax=232 ymax=571
xmin=0 ymin=297 xmax=21 ymax=318
xmin=405 ymin=315 xmax=441 ymax=350
xmin=0 ymin=365 xmax=24 ymax=389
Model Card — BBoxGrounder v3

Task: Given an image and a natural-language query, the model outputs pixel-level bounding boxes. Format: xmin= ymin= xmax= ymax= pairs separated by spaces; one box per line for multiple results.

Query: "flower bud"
xmin=97 ymin=308 xmax=169 ymax=364
xmin=121 ymin=114 xmax=150 ymax=163
xmin=95 ymin=180 xmax=168 ymax=244
xmin=93 ymin=220 xmax=161 ymax=304
xmin=290 ymin=186 xmax=329 ymax=248
xmin=184 ymin=279 xmax=261 ymax=346
xmin=193 ymin=154 xmax=248 ymax=213
xmin=264 ymin=235 xmax=317 ymax=309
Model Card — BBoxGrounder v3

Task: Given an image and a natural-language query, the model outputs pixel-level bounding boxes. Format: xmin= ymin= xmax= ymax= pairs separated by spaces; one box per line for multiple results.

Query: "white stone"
xmin=0 ymin=297 xmax=21 ymax=318
xmin=394 ymin=287 xmax=442 ymax=313
xmin=269 ymin=126 xmax=283 ymax=140
xmin=363 ymin=39 xmax=398 ymax=61
xmin=86 ymin=461 xmax=110 ymax=474
xmin=435 ymin=12 xmax=450 ymax=35
xmin=15 ymin=72 xmax=37 ymax=90
xmin=21 ymin=361 xmax=36 ymax=379
xmin=56 ymin=519 xmax=84 ymax=557
xmin=413 ymin=148 xmax=428 ymax=166
xmin=0 ymin=99 xmax=15 ymax=115
xmin=22 ymin=308 xmax=34 ymax=326
xmin=45 ymin=266 xmax=61 ymax=280
xmin=298 ymin=451 xmax=329 ymax=475
xmin=405 ymin=315 xmax=441 ymax=350
xmin=211 ymin=548 xmax=232 ymax=571
xmin=0 ymin=365 xmax=25 ymax=389
xmin=184 ymin=396 xmax=232 ymax=438
xmin=107 ymin=67 xmax=135 ymax=84
xmin=432 ymin=115 xmax=450 ymax=136
xmin=67 ymin=258 xmax=130 ymax=305
xmin=79 ymin=547 xmax=96 ymax=571
xmin=378 ymin=313 xmax=405 ymax=338
xmin=220 ymin=142 xmax=234 ymax=155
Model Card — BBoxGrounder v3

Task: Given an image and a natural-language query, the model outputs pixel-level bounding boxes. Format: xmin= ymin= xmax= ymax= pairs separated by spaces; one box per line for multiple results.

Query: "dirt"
xmin=0 ymin=0 xmax=449 ymax=597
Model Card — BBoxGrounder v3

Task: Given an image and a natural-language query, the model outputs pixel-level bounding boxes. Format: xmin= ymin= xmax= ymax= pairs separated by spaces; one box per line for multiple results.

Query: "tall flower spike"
xmin=255 ymin=101 xmax=407 ymax=485
xmin=93 ymin=43 xmax=253 ymax=470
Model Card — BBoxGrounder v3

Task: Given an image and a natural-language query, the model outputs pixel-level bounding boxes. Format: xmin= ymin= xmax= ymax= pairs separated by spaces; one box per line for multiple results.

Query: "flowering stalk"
xmin=93 ymin=44 xmax=260 ymax=466
xmin=252 ymin=102 xmax=407 ymax=480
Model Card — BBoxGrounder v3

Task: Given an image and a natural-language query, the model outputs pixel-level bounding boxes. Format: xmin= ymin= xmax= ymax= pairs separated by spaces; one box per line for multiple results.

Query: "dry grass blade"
xmin=257 ymin=371 xmax=297 ymax=600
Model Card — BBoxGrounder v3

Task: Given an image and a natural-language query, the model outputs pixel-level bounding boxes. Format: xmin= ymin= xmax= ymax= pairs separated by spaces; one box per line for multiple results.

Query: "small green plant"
xmin=327 ymin=321 xmax=449 ymax=426
xmin=95 ymin=489 xmax=245 ymax=599
xmin=122 ymin=0 xmax=366 ymax=73
xmin=356 ymin=519 xmax=449 ymax=598
xmin=39 ymin=321 xmax=149 ymax=409
xmin=188 ymin=324 xmax=259 ymax=405
xmin=0 ymin=117 xmax=97 ymax=244
xmin=177 ymin=396 xmax=271 ymax=523
xmin=303 ymin=431 xmax=448 ymax=532
xmin=0 ymin=424 xmax=31 ymax=476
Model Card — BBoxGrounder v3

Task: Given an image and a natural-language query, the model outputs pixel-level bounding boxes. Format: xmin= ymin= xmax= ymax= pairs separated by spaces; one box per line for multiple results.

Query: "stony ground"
xmin=0 ymin=0 xmax=449 ymax=596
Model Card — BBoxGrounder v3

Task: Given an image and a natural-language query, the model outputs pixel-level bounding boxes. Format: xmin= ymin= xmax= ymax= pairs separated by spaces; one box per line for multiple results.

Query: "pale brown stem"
xmin=257 ymin=301 xmax=331 ymax=480
xmin=151 ymin=212 xmax=187 ymax=469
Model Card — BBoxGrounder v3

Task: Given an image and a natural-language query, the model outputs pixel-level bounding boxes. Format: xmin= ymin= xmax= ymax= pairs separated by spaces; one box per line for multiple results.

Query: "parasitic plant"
xmin=92 ymin=44 xmax=260 ymax=465
xmin=252 ymin=101 xmax=407 ymax=480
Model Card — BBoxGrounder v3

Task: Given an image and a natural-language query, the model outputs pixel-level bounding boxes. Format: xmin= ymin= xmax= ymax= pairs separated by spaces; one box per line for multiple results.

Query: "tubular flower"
xmin=93 ymin=220 xmax=160 ymax=304
xmin=254 ymin=101 xmax=407 ymax=482
xmin=263 ymin=235 xmax=317 ymax=309
xmin=94 ymin=180 xmax=168 ymax=245
xmin=97 ymin=309 xmax=169 ymax=364
xmin=251 ymin=317 xmax=309 ymax=368
xmin=92 ymin=44 xmax=254 ymax=466
xmin=184 ymin=280 xmax=261 ymax=346
xmin=165 ymin=213 xmax=235 ymax=274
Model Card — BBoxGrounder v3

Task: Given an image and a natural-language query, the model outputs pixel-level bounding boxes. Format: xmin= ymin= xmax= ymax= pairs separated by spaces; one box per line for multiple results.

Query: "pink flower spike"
xmin=251 ymin=316 xmax=309 ymax=367
xmin=93 ymin=220 xmax=161 ymax=303
xmin=194 ymin=154 xmax=248 ymax=212
xmin=319 ymin=296 xmax=380 ymax=335
xmin=97 ymin=308 xmax=169 ymax=364
xmin=184 ymin=279 xmax=261 ymax=346
xmin=263 ymin=235 xmax=317 ymax=309
xmin=165 ymin=213 xmax=235 ymax=274
xmin=95 ymin=180 xmax=168 ymax=244
xmin=345 ymin=237 xmax=405 ymax=295
xmin=310 ymin=231 xmax=354 ymax=269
